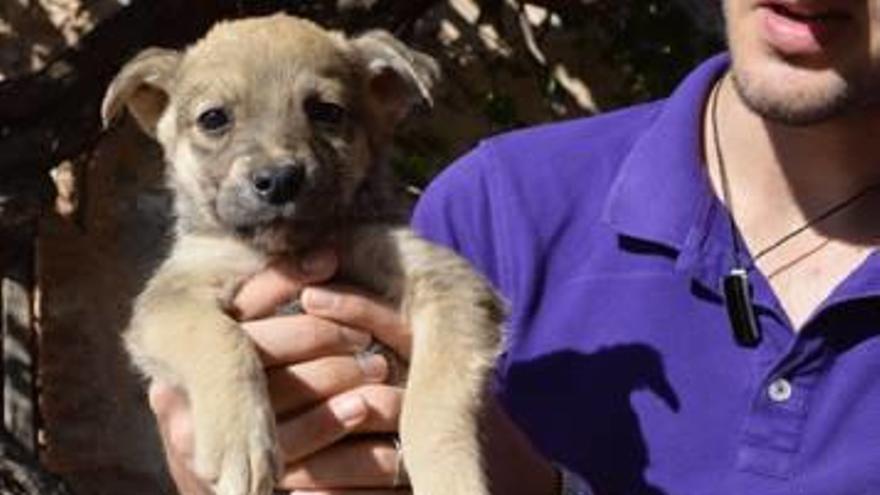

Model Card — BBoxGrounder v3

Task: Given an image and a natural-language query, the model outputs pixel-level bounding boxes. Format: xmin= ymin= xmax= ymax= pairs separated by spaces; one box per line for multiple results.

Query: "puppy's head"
xmin=102 ymin=14 xmax=438 ymax=253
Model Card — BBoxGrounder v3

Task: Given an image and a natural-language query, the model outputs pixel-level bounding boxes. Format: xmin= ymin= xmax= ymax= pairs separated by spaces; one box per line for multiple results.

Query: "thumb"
xmin=231 ymin=250 xmax=338 ymax=320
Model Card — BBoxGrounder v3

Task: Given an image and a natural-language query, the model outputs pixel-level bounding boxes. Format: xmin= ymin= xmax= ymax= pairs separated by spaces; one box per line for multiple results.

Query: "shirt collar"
xmin=599 ymin=53 xmax=880 ymax=332
xmin=602 ymin=53 xmax=729 ymax=251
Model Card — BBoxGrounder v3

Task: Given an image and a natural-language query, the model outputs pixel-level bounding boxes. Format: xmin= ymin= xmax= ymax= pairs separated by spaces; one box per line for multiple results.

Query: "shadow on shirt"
xmin=502 ymin=344 xmax=679 ymax=495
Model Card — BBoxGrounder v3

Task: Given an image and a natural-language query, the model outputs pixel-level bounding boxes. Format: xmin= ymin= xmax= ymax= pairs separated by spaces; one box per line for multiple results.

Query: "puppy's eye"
xmin=196 ymin=107 xmax=232 ymax=133
xmin=304 ymin=98 xmax=346 ymax=125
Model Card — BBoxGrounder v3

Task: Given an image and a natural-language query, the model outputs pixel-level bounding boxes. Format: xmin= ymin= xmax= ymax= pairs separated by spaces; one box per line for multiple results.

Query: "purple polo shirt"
xmin=412 ymin=54 xmax=880 ymax=494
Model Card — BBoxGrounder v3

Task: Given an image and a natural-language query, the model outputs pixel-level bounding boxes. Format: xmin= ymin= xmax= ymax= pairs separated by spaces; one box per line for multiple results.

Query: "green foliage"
xmin=392 ymin=152 xmax=443 ymax=190
xmin=483 ymin=92 xmax=520 ymax=130
xmin=396 ymin=1 xmax=725 ymax=188
xmin=582 ymin=0 xmax=725 ymax=105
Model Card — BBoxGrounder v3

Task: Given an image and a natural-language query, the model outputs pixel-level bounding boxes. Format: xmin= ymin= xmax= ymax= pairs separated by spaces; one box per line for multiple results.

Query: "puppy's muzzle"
xmin=251 ymin=163 xmax=305 ymax=205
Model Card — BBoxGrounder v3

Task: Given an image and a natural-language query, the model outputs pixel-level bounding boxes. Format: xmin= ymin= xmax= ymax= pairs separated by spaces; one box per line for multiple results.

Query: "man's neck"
xmin=703 ymin=73 xmax=880 ymax=330
xmin=707 ymin=75 xmax=880 ymax=245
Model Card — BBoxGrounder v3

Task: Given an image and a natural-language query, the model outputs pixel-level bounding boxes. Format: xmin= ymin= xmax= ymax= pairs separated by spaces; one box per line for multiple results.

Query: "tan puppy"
xmin=101 ymin=14 xmax=503 ymax=495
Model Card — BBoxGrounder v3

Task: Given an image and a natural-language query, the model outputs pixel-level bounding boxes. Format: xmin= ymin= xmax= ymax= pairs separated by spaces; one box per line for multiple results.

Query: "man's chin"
xmin=731 ymin=62 xmax=853 ymax=126
xmin=739 ymin=90 xmax=850 ymax=126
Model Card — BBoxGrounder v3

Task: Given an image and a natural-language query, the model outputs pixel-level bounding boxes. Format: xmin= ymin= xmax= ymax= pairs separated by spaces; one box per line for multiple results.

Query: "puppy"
xmin=101 ymin=14 xmax=503 ymax=495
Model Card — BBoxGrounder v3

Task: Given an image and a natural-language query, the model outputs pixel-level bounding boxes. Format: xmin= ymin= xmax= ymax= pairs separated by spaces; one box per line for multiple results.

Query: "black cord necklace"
xmin=709 ymin=74 xmax=880 ymax=347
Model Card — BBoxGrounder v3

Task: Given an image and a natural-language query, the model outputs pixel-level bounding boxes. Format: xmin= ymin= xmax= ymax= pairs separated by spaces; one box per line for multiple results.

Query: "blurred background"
xmin=0 ymin=1 xmax=722 ymax=493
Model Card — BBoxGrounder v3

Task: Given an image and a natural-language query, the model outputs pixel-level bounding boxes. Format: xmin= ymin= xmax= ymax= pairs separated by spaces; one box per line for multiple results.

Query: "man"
xmin=151 ymin=1 xmax=880 ymax=493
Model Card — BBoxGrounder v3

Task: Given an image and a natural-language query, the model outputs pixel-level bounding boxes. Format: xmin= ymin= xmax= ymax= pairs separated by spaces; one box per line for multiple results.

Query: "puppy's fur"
xmin=102 ymin=14 xmax=502 ymax=495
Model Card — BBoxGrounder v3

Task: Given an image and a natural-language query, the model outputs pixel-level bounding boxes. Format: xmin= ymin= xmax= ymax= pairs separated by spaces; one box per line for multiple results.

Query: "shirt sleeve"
xmin=410 ymin=142 xmax=506 ymax=291
xmin=412 ymin=142 xmax=600 ymax=495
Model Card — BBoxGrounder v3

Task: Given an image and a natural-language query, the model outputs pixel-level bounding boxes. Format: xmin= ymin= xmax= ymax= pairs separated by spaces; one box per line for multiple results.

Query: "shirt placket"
xmin=677 ymin=200 xmax=832 ymax=481
xmin=735 ymin=332 xmax=829 ymax=479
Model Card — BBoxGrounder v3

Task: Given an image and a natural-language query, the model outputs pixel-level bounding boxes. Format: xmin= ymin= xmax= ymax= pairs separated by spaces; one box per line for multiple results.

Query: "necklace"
xmin=709 ymin=73 xmax=880 ymax=347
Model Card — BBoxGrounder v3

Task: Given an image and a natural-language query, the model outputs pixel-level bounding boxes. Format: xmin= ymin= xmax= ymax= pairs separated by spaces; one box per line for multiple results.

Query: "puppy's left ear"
xmin=351 ymin=30 xmax=441 ymax=127
xmin=101 ymin=47 xmax=181 ymax=137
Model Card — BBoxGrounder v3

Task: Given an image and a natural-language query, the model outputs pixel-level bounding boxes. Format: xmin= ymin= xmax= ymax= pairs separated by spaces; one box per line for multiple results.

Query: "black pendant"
xmin=722 ymin=268 xmax=761 ymax=347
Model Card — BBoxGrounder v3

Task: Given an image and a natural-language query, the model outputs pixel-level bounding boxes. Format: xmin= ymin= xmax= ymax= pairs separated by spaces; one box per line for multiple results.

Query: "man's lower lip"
xmin=759 ymin=5 xmax=846 ymax=56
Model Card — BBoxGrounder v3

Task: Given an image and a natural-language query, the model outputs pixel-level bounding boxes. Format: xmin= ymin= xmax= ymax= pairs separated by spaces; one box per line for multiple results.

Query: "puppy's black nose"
xmin=251 ymin=165 xmax=305 ymax=205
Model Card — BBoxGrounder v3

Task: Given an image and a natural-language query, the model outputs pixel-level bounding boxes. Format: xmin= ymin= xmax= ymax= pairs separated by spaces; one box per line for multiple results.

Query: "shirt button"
xmin=767 ymin=378 xmax=793 ymax=403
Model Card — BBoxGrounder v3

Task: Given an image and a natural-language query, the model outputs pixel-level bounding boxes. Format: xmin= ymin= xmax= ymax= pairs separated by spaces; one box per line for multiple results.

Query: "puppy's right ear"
xmin=101 ymin=48 xmax=181 ymax=137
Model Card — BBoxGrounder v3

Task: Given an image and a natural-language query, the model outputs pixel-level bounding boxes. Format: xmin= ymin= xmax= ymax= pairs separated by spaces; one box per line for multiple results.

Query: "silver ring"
xmin=392 ymin=435 xmax=405 ymax=488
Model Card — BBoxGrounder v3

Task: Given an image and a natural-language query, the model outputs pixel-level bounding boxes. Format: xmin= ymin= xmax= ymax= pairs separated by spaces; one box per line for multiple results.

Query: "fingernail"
xmin=299 ymin=251 xmax=335 ymax=276
xmin=330 ymin=395 xmax=367 ymax=426
xmin=341 ymin=327 xmax=372 ymax=351
xmin=303 ymin=287 xmax=336 ymax=310
xmin=358 ymin=353 xmax=388 ymax=383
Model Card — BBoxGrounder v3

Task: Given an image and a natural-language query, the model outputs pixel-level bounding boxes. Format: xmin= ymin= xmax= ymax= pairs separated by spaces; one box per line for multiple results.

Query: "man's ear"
xmin=351 ymin=30 xmax=441 ymax=128
xmin=101 ymin=48 xmax=181 ymax=137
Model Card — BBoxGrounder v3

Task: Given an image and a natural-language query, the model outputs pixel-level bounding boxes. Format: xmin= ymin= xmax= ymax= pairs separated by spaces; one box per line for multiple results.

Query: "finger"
xmin=278 ymin=437 xmax=405 ymax=490
xmin=302 ymin=286 xmax=411 ymax=358
xmin=288 ymin=490 xmax=410 ymax=494
xmin=164 ymin=446 xmax=212 ymax=495
xmin=148 ymin=382 xmax=195 ymax=459
xmin=277 ymin=393 xmax=369 ymax=463
xmin=244 ymin=314 xmax=372 ymax=367
xmin=148 ymin=381 xmax=188 ymax=419
xmin=277 ymin=385 xmax=404 ymax=464
xmin=351 ymin=385 xmax=403 ymax=434
xmin=148 ymin=383 xmax=209 ymax=493
xmin=232 ymin=251 xmax=337 ymax=320
xmin=268 ymin=355 xmax=388 ymax=415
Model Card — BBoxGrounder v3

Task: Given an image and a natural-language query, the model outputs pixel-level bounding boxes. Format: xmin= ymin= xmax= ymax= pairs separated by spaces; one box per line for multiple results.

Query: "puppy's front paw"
xmin=192 ymin=388 xmax=279 ymax=495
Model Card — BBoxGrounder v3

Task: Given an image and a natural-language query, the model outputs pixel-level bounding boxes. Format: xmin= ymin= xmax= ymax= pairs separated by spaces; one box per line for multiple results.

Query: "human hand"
xmin=253 ymin=261 xmax=557 ymax=495
xmin=148 ymin=250 xmax=557 ymax=495
xmin=149 ymin=251 xmax=413 ymax=494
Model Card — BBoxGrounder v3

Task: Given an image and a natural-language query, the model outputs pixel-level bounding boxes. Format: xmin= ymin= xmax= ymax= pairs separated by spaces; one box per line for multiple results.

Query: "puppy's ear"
xmin=101 ymin=48 xmax=181 ymax=137
xmin=351 ymin=30 xmax=441 ymax=127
